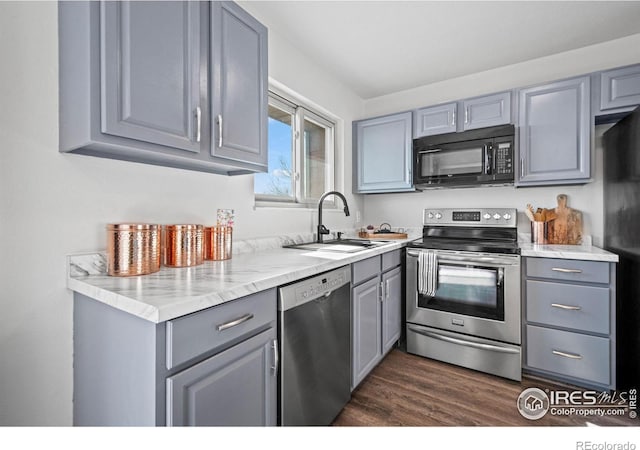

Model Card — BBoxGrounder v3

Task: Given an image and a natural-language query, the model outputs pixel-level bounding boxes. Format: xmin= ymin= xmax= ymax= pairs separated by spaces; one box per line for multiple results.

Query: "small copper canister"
xmin=107 ymin=224 xmax=161 ymax=276
xmin=164 ymin=224 xmax=204 ymax=267
xmin=204 ymin=226 xmax=233 ymax=260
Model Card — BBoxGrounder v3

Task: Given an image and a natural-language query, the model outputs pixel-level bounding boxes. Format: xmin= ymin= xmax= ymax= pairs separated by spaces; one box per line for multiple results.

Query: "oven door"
xmin=406 ymin=248 xmax=521 ymax=344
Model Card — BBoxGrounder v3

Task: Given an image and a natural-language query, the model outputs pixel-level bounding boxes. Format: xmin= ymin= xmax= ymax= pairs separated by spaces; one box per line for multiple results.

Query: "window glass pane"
xmin=254 ymin=105 xmax=294 ymax=199
xmin=302 ymin=117 xmax=328 ymax=200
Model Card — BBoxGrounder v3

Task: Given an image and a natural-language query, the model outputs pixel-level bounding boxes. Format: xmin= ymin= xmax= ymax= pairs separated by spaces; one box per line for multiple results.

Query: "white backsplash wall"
xmin=0 ymin=2 xmax=363 ymax=426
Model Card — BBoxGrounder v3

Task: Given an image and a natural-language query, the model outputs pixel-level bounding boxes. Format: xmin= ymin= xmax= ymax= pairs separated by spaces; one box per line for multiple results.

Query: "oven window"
xmin=418 ymin=264 xmax=505 ymax=321
xmin=420 ymin=147 xmax=483 ymax=177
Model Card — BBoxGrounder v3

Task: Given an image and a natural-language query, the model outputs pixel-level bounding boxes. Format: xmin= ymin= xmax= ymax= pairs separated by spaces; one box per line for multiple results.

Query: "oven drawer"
xmin=165 ymin=288 xmax=276 ymax=370
xmin=352 ymin=255 xmax=380 ymax=285
xmin=526 ymin=258 xmax=609 ymax=284
xmin=526 ymin=280 xmax=610 ymax=334
xmin=526 ymin=325 xmax=610 ymax=386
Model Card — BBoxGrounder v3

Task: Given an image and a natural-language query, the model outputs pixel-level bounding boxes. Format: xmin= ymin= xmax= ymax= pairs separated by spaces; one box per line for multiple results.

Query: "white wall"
xmin=362 ymin=35 xmax=640 ymax=246
xmin=0 ymin=2 xmax=363 ymax=425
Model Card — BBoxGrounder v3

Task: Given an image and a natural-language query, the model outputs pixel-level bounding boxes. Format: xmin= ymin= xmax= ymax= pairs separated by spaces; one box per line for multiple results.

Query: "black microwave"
xmin=413 ymin=124 xmax=515 ymax=188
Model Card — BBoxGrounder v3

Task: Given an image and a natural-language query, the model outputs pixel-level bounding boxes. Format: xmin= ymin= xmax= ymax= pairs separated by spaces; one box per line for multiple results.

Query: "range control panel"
xmin=423 ymin=208 xmax=517 ymax=227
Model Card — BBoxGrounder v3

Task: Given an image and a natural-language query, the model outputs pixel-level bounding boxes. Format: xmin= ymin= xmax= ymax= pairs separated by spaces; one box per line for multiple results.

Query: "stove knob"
xmin=503 ymin=213 xmax=512 ymax=220
xmin=427 ymin=212 xmax=434 ymax=219
xmin=493 ymin=213 xmax=501 ymax=220
xmin=483 ymin=213 xmax=491 ymax=220
xmin=435 ymin=212 xmax=443 ymax=219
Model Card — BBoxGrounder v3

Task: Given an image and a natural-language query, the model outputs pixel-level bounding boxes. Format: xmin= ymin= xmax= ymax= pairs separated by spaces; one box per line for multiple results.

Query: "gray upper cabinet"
xmin=462 ymin=91 xmax=511 ymax=131
xmin=517 ymin=76 xmax=591 ymax=186
xmin=101 ymin=2 xmax=201 ymax=153
xmin=59 ymin=1 xmax=268 ymax=176
xmin=210 ymin=2 xmax=268 ymax=169
xmin=413 ymin=102 xmax=457 ymax=138
xmin=597 ymin=64 xmax=640 ymax=114
xmin=354 ymin=111 xmax=413 ymax=193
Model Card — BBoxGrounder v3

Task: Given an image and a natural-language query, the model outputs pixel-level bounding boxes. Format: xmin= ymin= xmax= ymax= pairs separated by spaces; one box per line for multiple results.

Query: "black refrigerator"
xmin=603 ymin=105 xmax=640 ymax=390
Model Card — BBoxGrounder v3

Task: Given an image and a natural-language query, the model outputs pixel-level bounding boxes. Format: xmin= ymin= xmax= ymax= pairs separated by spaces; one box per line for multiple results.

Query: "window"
xmin=254 ymin=91 xmax=336 ymax=206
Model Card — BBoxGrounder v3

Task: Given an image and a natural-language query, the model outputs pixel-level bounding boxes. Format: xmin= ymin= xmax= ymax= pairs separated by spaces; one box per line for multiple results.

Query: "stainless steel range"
xmin=406 ymin=208 xmax=522 ymax=381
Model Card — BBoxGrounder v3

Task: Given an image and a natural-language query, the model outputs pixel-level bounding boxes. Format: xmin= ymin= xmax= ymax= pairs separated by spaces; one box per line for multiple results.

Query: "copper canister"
xmin=107 ymin=224 xmax=161 ymax=276
xmin=204 ymin=226 xmax=233 ymax=260
xmin=164 ymin=224 xmax=204 ymax=267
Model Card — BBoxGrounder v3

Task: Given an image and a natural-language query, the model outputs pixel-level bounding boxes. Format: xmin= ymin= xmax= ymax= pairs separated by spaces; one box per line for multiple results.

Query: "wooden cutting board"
xmin=358 ymin=232 xmax=408 ymax=239
xmin=548 ymin=194 xmax=583 ymax=245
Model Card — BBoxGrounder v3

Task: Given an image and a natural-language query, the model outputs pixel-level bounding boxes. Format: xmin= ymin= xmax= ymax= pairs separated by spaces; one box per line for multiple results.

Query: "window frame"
xmin=254 ymin=88 xmax=337 ymax=209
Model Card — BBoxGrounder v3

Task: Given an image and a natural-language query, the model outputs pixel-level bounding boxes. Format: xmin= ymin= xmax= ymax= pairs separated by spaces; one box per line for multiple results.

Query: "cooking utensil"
xmin=525 ymin=204 xmax=536 ymax=222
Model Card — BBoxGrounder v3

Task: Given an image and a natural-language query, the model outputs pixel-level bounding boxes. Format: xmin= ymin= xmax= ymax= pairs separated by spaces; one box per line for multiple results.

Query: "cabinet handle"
xmin=464 ymin=107 xmax=469 ymax=124
xmin=217 ymin=114 xmax=223 ymax=148
xmin=271 ymin=339 xmax=279 ymax=376
xmin=386 ymin=279 xmax=390 ymax=300
xmin=551 ymin=267 xmax=583 ymax=274
xmin=379 ymin=281 xmax=384 ymax=302
xmin=195 ymin=107 xmax=201 ymax=143
xmin=520 ymin=158 xmax=525 ymax=177
xmin=551 ymin=303 xmax=582 ymax=311
xmin=552 ymin=349 xmax=583 ymax=360
xmin=216 ymin=313 xmax=253 ymax=331
xmin=451 ymin=110 xmax=456 ymax=127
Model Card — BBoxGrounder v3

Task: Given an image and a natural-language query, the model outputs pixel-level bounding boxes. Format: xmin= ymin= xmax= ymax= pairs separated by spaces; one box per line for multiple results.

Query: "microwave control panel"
xmin=494 ymin=142 xmax=513 ymax=175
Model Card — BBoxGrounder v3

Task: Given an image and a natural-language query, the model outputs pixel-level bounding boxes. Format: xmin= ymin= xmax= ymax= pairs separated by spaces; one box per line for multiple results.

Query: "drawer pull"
xmin=551 ymin=303 xmax=582 ymax=311
xmin=552 ymin=349 xmax=583 ymax=360
xmin=551 ymin=267 xmax=583 ymax=274
xmin=216 ymin=313 xmax=254 ymax=331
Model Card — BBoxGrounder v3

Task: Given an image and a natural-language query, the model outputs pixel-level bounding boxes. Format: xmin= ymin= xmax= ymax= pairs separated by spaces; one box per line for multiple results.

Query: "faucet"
xmin=317 ymin=191 xmax=350 ymax=243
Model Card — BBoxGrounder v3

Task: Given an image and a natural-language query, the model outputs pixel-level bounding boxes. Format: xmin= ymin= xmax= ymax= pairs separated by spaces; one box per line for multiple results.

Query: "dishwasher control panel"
xmin=278 ymin=266 xmax=351 ymax=312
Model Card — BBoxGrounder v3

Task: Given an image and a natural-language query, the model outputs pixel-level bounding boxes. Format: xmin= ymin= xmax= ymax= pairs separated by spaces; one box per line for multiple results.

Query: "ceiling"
xmin=240 ymin=1 xmax=640 ymax=99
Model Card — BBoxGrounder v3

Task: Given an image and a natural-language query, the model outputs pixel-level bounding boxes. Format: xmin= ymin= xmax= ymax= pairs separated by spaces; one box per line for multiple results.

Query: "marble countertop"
xmin=67 ymin=230 xmax=619 ymax=324
xmin=68 ymin=238 xmax=412 ymax=324
xmin=518 ymin=242 xmax=619 ymax=262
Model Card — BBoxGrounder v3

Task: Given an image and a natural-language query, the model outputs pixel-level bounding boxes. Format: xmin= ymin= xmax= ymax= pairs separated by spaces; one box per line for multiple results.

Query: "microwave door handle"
xmin=484 ymin=144 xmax=492 ymax=175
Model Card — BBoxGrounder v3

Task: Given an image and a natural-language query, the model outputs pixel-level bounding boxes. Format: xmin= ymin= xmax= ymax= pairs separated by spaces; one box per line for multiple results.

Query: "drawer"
xmin=166 ymin=288 xmax=276 ymax=369
xmin=382 ymin=249 xmax=401 ymax=272
xmin=526 ymin=325 xmax=610 ymax=386
xmin=526 ymin=257 xmax=609 ymax=284
xmin=526 ymin=280 xmax=610 ymax=334
xmin=352 ymin=255 xmax=380 ymax=285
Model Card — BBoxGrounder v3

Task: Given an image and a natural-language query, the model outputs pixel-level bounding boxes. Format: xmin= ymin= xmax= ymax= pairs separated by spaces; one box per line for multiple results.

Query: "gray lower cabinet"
xmin=351 ymin=249 xmax=402 ymax=389
xmin=59 ymin=1 xmax=267 ymax=176
xmin=354 ymin=112 xmax=413 ymax=193
xmin=523 ymin=257 xmax=616 ymax=390
xmin=517 ymin=76 xmax=591 ymax=186
xmin=73 ymin=288 xmax=277 ymax=426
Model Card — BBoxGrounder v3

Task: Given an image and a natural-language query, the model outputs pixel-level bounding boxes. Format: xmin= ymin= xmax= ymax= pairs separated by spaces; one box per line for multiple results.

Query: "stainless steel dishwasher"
xmin=278 ymin=265 xmax=351 ymax=426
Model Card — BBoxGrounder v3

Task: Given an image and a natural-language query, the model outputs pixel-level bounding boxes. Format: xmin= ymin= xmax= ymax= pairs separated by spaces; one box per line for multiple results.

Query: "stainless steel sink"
xmin=284 ymin=238 xmax=387 ymax=253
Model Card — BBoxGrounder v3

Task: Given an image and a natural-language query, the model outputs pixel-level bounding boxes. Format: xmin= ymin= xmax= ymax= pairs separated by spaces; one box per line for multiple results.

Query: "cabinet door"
xmin=166 ymin=328 xmax=277 ymax=426
xmin=600 ymin=64 xmax=640 ymax=111
xmin=381 ymin=266 xmax=402 ymax=354
xmin=518 ymin=76 xmax=590 ymax=185
xmin=101 ymin=1 xmax=202 ymax=152
xmin=355 ymin=112 xmax=413 ymax=193
xmin=210 ymin=1 xmax=268 ymax=169
xmin=352 ymin=277 xmax=383 ymax=389
xmin=413 ymin=102 xmax=457 ymax=138
xmin=462 ymin=92 xmax=511 ymax=131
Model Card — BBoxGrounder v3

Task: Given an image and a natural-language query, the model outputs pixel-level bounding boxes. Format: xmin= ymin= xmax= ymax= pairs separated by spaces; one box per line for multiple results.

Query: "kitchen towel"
xmin=418 ymin=251 xmax=438 ymax=297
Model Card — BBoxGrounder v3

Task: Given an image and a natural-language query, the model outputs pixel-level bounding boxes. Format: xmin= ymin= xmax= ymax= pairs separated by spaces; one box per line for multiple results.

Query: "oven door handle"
xmin=407 ymin=249 xmax=518 ymax=266
xmin=407 ymin=326 xmax=520 ymax=354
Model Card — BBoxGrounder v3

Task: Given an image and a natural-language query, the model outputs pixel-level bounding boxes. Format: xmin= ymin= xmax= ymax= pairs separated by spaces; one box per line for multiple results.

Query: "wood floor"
xmin=332 ymin=349 xmax=639 ymax=427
